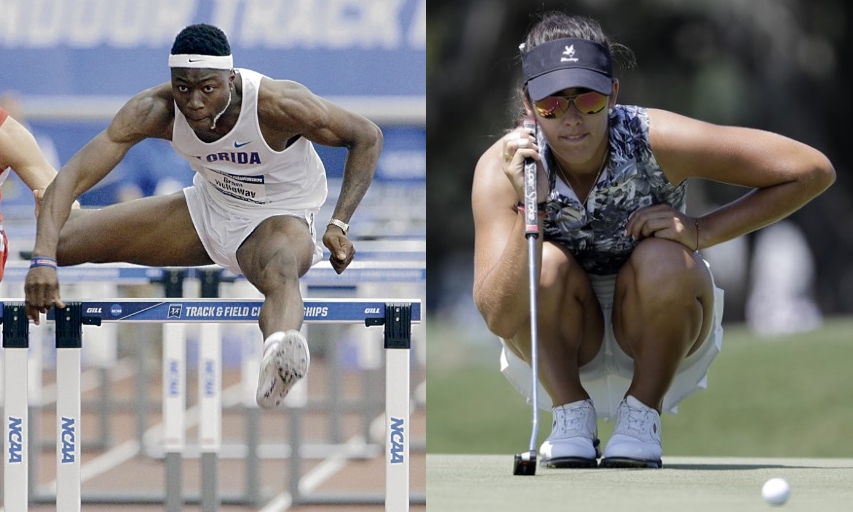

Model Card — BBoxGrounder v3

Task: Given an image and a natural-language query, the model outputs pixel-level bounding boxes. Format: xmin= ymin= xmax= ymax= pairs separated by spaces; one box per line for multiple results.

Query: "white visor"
xmin=168 ymin=54 xmax=233 ymax=70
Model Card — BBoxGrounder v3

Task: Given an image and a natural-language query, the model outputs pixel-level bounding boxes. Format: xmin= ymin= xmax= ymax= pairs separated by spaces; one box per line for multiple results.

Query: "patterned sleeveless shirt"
xmin=540 ymin=105 xmax=687 ymax=275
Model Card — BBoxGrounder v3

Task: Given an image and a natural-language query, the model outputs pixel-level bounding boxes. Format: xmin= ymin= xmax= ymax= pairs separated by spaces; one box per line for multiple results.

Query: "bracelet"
xmin=30 ymin=256 xmax=57 ymax=269
xmin=515 ymin=203 xmax=546 ymax=217
xmin=327 ymin=218 xmax=349 ymax=236
xmin=693 ymin=218 xmax=700 ymax=253
xmin=515 ymin=201 xmax=547 ymax=213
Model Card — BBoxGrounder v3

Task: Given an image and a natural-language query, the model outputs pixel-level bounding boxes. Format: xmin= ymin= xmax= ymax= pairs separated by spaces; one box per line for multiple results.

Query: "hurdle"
xmin=1 ymin=298 xmax=421 ymax=511
xmin=0 ymin=259 xmax=425 ymax=446
xmin=0 ymin=260 xmax=425 ymax=507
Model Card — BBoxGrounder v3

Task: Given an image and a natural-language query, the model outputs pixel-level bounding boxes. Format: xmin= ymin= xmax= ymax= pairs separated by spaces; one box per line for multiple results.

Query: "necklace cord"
xmin=554 ymin=148 xmax=609 ymax=206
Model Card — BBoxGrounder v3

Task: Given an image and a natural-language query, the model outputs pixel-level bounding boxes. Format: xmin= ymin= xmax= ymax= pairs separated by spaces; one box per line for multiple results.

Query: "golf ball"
xmin=761 ymin=478 xmax=790 ymax=506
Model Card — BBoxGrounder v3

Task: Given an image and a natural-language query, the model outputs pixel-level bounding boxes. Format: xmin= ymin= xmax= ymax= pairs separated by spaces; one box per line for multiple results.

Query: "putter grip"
xmin=522 ymin=118 xmax=538 ymax=236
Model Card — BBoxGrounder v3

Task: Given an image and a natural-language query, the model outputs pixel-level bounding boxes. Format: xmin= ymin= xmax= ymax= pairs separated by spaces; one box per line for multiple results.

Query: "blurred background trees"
xmin=427 ymin=0 xmax=853 ymax=329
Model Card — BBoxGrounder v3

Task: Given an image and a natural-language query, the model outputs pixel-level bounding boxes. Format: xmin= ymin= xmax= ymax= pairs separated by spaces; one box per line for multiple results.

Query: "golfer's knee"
xmin=540 ymin=244 xmax=589 ymax=302
xmin=626 ymin=238 xmax=694 ymax=297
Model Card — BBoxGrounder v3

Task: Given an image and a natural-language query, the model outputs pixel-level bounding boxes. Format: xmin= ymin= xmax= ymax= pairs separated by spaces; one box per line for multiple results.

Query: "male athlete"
xmin=24 ymin=24 xmax=383 ymax=409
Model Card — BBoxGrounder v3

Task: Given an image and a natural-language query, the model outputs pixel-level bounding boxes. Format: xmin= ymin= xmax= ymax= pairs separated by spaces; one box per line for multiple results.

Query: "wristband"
xmin=30 ymin=256 xmax=57 ymax=269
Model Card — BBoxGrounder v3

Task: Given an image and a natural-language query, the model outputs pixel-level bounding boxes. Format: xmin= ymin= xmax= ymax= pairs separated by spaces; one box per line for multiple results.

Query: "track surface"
xmin=1 ymin=360 xmax=425 ymax=511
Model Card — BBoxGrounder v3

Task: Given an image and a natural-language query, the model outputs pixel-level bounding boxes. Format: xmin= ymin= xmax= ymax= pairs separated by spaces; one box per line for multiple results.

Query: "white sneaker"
xmin=600 ymin=395 xmax=662 ymax=468
xmin=539 ymin=399 xmax=600 ymax=468
xmin=255 ymin=330 xmax=310 ymax=409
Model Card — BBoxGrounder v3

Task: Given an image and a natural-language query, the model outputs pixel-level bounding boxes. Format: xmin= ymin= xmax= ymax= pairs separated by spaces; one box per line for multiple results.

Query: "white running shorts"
xmin=499 ymin=263 xmax=724 ymax=420
xmin=184 ymin=180 xmax=324 ymax=276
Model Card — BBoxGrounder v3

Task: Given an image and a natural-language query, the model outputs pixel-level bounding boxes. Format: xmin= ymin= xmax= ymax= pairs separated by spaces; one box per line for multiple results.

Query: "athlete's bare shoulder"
xmin=109 ymin=83 xmax=176 ymax=143
xmin=256 ymin=77 xmax=328 ymax=134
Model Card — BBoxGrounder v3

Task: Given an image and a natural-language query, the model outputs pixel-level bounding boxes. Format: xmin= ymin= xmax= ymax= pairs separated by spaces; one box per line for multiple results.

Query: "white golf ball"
xmin=762 ymin=477 xmax=790 ymax=506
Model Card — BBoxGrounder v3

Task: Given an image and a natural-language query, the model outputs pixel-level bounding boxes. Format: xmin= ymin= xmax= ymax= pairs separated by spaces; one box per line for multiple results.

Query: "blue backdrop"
xmin=0 ymin=0 xmax=425 ymax=97
xmin=0 ymin=0 xmax=425 ymax=206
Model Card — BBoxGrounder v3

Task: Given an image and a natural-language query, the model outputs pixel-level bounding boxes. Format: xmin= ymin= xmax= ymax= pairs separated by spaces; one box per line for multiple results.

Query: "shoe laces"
xmin=552 ymin=401 xmax=596 ymax=439
xmin=614 ymin=400 xmax=661 ymax=444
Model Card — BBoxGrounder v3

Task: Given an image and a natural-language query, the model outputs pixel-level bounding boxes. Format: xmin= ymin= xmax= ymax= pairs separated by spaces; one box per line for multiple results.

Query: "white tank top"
xmin=171 ymin=68 xmax=327 ymax=212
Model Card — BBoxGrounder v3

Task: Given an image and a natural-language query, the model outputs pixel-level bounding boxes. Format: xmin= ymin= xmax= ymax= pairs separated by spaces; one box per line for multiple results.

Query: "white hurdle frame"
xmin=1 ymin=298 xmax=420 ymax=512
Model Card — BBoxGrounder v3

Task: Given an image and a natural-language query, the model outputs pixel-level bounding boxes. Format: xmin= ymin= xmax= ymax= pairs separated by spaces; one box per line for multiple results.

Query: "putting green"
xmin=427 ymin=454 xmax=853 ymax=511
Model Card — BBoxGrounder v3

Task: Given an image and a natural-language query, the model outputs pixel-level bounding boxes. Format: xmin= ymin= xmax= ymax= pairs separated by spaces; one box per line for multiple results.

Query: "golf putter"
xmin=513 ymin=117 xmax=540 ymax=476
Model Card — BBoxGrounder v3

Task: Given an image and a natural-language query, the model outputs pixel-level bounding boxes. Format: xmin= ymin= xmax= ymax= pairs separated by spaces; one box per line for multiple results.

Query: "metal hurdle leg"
xmin=54 ymin=303 xmax=101 ymax=512
xmin=368 ymin=302 xmax=412 ymax=512
xmin=240 ymin=326 xmax=262 ymax=505
xmin=27 ymin=321 xmax=45 ymax=503
xmin=198 ymin=269 xmax=222 ymax=512
xmin=161 ymin=269 xmax=186 ymax=512
xmin=163 ymin=321 xmax=186 ymax=512
xmin=198 ymin=322 xmax=221 ymax=511
xmin=3 ymin=303 xmax=30 ymax=512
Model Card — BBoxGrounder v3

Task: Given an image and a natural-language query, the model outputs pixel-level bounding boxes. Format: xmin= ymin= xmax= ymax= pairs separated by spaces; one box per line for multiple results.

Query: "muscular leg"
xmin=506 ymin=242 xmax=604 ymax=407
xmin=57 ymin=193 xmax=213 ymax=267
xmin=613 ymin=238 xmax=714 ymax=411
xmin=235 ymin=215 xmax=315 ymax=338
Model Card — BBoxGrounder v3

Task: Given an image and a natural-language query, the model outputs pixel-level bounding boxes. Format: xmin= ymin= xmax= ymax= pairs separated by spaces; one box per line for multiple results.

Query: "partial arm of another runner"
xmin=261 ymin=79 xmax=383 ymax=274
xmin=0 ymin=113 xmax=60 ymax=216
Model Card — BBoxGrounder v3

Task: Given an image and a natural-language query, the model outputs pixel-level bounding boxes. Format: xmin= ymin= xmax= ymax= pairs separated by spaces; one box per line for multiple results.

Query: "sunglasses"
xmin=534 ymin=91 xmax=609 ymax=118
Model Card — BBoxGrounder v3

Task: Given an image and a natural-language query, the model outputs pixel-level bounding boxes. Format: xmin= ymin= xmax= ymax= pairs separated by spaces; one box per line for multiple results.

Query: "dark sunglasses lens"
xmin=574 ymin=92 xmax=608 ymax=114
xmin=535 ymin=97 xmax=569 ymax=118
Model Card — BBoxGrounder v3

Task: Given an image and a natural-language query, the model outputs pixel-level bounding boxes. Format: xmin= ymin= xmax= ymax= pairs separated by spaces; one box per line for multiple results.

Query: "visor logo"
xmin=561 ymin=45 xmax=579 ymax=63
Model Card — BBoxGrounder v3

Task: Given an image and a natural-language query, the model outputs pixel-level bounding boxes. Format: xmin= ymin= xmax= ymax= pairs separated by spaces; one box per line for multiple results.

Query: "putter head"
xmin=512 ymin=450 xmax=537 ymax=475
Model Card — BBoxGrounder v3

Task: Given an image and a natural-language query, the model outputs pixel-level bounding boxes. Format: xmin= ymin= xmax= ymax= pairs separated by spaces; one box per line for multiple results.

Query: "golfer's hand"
xmin=323 ymin=228 xmax=356 ymax=274
xmin=501 ymin=125 xmax=548 ymax=202
xmin=627 ymin=204 xmax=699 ymax=251
xmin=25 ymin=266 xmax=64 ymax=324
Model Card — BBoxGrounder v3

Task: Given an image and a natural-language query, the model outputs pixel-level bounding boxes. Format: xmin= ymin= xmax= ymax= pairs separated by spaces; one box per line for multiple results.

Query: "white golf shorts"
xmin=184 ymin=180 xmax=324 ymax=276
xmin=500 ymin=264 xmax=724 ymax=420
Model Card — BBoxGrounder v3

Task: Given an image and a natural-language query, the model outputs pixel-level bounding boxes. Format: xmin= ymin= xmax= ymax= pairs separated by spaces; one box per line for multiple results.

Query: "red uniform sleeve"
xmin=0 ymin=105 xmax=7 ymax=127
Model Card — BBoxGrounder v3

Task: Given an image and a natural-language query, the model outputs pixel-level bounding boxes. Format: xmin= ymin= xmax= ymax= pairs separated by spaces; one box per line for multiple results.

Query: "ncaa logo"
xmin=110 ymin=304 xmax=122 ymax=316
xmin=168 ymin=304 xmax=182 ymax=318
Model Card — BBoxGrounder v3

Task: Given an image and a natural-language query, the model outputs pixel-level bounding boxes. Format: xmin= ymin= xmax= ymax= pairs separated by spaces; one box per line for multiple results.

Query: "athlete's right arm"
xmin=25 ymin=86 xmax=174 ymax=322
xmin=472 ymin=136 xmax=545 ymax=340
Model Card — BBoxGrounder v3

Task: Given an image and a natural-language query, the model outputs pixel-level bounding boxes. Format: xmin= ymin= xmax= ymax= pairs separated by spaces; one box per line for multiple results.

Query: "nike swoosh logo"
xmin=188 ymin=58 xmax=203 ymax=62
xmin=234 ymin=141 xmax=252 ymax=148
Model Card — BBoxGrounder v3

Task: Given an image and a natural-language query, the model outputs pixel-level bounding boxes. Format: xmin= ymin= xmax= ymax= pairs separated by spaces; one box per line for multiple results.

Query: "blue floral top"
xmin=540 ymin=105 xmax=687 ymax=275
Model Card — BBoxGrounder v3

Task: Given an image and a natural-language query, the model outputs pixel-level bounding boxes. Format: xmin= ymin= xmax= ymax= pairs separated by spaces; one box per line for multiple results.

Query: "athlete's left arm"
xmin=264 ymin=79 xmax=383 ymax=272
xmin=637 ymin=108 xmax=835 ymax=250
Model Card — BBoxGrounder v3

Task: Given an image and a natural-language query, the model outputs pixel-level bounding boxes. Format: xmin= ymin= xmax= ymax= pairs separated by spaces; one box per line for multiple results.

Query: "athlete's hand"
xmin=25 ymin=265 xmax=64 ymax=324
xmin=627 ymin=204 xmax=700 ymax=251
xmin=323 ymin=228 xmax=356 ymax=274
xmin=501 ymin=125 xmax=549 ymax=202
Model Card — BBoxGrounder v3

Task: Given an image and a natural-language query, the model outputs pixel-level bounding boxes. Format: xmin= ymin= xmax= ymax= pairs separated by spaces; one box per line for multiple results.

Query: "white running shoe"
xmin=539 ymin=399 xmax=600 ymax=468
xmin=600 ymin=395 xmax=662 ymax=468
xmin=255 ymin=330 xmax=310 ymax=409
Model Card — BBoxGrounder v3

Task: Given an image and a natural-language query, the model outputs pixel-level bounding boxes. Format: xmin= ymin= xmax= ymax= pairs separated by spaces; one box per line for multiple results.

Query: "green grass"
xmin=427 ymin=317 xmax=853 ymax=457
